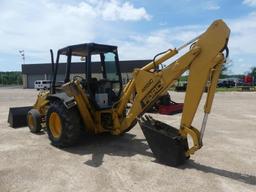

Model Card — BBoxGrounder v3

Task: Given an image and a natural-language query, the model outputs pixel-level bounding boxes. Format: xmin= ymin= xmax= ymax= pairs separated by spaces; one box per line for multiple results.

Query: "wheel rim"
xmin=28 ymin=113 xmax=34 ymax=129
xmin=49 ymin=112 xmax=62 ymax=138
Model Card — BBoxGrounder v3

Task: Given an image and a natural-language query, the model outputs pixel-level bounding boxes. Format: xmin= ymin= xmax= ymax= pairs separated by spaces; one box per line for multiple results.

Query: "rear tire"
xmin=27 ymin=109 xmax=42 ymax=133
xmin=46 ymin=101 xmax=81 ymax=148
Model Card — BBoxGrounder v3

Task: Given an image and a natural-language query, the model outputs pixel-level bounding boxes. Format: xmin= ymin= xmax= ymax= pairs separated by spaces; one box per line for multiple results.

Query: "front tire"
xmin=27 ymin=109 xmax=42 ymax=133
xmin=46 ymin=101 xmax=81 ymax=147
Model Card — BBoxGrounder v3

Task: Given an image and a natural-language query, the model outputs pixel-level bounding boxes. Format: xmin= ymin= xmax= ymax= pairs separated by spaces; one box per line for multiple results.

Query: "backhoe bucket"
xmin=8 ymin=106 xmax=32 ymax=128
xmin=139 ymin=116 xmax=189 ymax=167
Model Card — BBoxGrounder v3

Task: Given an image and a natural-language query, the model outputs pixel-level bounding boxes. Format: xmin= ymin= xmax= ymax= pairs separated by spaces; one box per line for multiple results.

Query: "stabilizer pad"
xmin=8 ymin=106 xmax=32 ymax=128
xmin=139 ymin=116 xmax=189 ymax=167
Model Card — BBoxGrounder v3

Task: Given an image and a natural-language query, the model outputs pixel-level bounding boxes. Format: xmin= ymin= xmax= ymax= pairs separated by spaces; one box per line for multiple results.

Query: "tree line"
xmin=0 ymin=66 xmax=255 ymax=86
xmin=0 ymin=72 xmax=22 ymax=85
xmin=249 ymin=67 xmax=256 ymax=77
xmin=178 ymin=65 xmax=256 ymax=82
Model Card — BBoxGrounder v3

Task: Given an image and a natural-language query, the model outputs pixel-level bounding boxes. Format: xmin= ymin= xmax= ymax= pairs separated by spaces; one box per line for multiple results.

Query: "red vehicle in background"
xmin=243 ymin=75 xmax=254 ymax=86
xmin=240 ymin=75 xmax=255 ymax=91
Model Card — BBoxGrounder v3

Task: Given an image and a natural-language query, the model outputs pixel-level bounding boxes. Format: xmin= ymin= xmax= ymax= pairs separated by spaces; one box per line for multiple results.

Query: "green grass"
xmin=169 ymin=86 xmax=256 ymax=92
xmin=216 ymin=87 xmax=241 ymax=92
xmin=216 ymin=86 xmax=256 ymax=92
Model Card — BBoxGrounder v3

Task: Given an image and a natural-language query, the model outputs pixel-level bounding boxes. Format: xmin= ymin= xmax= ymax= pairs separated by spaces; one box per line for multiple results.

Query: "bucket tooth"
xmin=8 ymin=106 xmax=32 ymax=128
xmin=139 ymin=116 xmax=189 ymax=167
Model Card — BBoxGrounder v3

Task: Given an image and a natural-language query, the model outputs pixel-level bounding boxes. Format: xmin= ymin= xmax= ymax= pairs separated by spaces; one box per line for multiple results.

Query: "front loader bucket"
xmin=139 ymin=116 xmax=189 ymax=167
xmin=8 ymin=106 xmax=32 ymax=128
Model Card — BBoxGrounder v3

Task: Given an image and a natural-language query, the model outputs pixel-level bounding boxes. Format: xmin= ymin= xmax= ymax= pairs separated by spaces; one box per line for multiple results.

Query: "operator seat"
xmin=88 ymin=78 xmax=98 ymax=97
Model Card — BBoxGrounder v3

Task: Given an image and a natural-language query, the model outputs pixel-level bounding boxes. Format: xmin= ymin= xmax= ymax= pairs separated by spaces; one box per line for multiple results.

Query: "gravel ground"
xmin=0 ymin=88 xmax=256 ymax=192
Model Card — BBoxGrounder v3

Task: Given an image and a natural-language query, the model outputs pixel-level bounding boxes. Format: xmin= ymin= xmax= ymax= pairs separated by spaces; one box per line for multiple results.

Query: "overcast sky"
xmin=0 ymin=0 xmax=255 ymax=74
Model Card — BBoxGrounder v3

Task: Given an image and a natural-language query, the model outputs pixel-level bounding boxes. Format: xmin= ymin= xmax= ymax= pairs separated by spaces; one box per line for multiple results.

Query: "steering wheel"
xmin=73 ymin=75 xmax=85 ymax=81
xmin=72 ymin=75 xmax=87 ymax=88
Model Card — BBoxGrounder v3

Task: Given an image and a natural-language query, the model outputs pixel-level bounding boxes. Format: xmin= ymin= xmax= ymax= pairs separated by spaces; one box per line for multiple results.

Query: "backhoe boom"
xmin=117 ymin=19 xmax=230 ymax=156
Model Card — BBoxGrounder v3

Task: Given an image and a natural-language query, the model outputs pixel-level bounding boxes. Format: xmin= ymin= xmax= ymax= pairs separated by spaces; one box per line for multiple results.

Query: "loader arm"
xmin=116 ymin=20 xmax=230 ymax=156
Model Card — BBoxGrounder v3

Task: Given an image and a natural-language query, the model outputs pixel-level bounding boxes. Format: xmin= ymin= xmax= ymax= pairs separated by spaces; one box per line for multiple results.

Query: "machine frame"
xmin=26 ymin=20 xmax=230 ymax=162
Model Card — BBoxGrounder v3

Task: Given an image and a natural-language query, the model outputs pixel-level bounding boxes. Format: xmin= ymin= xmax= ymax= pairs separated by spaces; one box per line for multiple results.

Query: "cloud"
xmin=243 ymin=0 xmax=256 ymax=6
xmin=0 ymin=0 xmax=151 ymax=68
xmin=63 ymin=0 xmax=151 ymax=21
xmin=204 ymin=1 xmax=220 ymax=10
xmin=118 ymin=12 xmax=256 ymax=74
xmin=108 ymin=25 xmax=204 ymax=61
xmin=228 ymin=12 xmax=256 ymax=55
xmin=224 ymin=12 xmax=256 ymax=74
xmin=150 ymin=14 xmax=256 ymax=74
xmin=0 ymin=0 xmax=255 ymax=74
xmin=99 ymin=0 xmax=151 ymax=21
xmin=113 ymin=30 xmax=175 ymax=60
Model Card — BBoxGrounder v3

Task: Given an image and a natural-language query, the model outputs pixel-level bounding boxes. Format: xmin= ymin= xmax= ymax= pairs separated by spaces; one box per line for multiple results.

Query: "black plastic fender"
xmin=47 ymin=92 xmax=76 ymax=109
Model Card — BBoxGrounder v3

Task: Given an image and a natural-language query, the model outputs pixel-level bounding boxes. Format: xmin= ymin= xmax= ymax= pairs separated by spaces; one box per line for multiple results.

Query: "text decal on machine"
xmin=140 ymin=81 xmax=164 ymax=108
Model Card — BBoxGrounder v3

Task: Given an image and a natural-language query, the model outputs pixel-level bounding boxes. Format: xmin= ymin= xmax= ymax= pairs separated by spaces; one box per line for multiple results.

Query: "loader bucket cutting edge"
xmin=139 ymin=116 xmax=189 ymax=167
xmin=8 ymin=106 xmax=33 ymax=128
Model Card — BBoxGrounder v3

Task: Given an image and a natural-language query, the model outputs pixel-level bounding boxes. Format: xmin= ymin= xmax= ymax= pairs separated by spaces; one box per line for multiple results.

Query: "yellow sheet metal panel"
xmin=62 ymin=81 xmax=96 ymax=133
xmin=181 ymin=20 xmax=230 ymax=127
xmin=204 ymin=55 xmax=224 ymax=113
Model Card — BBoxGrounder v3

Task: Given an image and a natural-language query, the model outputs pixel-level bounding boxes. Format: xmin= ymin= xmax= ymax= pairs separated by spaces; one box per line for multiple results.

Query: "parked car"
xmin=217 ymin=80 xmax=235 ymax=88
xmin=34 ymin=80 xmax=51 ymax=90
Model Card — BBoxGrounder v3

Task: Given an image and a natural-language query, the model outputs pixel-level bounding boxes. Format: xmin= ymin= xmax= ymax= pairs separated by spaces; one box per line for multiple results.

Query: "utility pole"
xmin=19 ymin=50 xmax=25 ymax=65
xmin=18 ymin=50 xmax=25 ymax=86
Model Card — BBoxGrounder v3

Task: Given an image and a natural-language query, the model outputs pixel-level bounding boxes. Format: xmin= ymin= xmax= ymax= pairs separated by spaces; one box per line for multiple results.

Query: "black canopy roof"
xmin=58 ymin=43 xmax=118 ymax=57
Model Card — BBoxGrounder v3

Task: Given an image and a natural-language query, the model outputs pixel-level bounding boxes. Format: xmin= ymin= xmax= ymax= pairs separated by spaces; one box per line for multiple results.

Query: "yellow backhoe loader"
xmin=8 ymin=20 xmax=230 ymax=166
